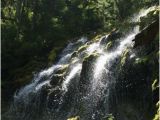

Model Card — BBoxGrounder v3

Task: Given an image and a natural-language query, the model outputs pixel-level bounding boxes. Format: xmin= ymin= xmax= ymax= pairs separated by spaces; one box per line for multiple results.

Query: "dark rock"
xmin=100 ymin=29 xmax=121 ymax=46
xmin=71 ymin=51 xmax=78 ymax=58
xmin=79 ymin=53 xmax=99 ymax=95
xmin=139 ymin=7 xmax=159 ymax=30
xmin=133 ymin=20 xmax=159 ymax=48
xmin=47 ymin=87 xmax=63 ymax=109
xmin=54 ymin=65 xmax=68 ymax=74
xmin=50 ymin=74 xmax=64 ymax=86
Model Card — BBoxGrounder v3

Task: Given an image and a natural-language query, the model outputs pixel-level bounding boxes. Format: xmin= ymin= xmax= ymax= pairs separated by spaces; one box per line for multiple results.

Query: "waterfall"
xmin=7 ymin=6 xmax=156 ymax=120
xmin=62 ymin=63 xmax=82 ymax=92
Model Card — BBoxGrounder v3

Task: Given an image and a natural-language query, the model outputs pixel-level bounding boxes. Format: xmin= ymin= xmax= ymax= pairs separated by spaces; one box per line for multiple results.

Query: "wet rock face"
xmin=50 ymin=74 xmax=64 ymax=86
xmin=133 ymin=20 xmax=159 ymax=48
xmin=139 ymin=6 xmax=159 ymax=30
xmin=100 ymin=29 xmax=121 ymax=46
xmin=133 ymin=6 xmax=159 ymax=48
xmin=47 ymin=87 xmax=63 ymax=109
xmin=112 ymin=31 xmax=158 ymax=120
xmin=79 ymin=53 xmax=99 ymax=95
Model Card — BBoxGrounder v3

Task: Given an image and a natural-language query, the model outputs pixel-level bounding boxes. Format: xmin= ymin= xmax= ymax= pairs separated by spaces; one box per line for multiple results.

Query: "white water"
xmin=93 ymin=32 xmax=137 ymax=91
xmin=132 ymin=6 xmax=158 ymax=22
xmin=62 ymin=63 xmax=82 ymax=92
xmin=91 ymin=7 xmax=152 ymax=93
xmin=13 ymin=38 xmax=87 ymax=100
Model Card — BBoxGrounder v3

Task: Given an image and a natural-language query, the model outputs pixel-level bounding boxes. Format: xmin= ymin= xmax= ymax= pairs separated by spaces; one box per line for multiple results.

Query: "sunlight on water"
xmin=35 ymin=80 xmax=50 ymax=91
xmin=132 ymin=6 xmax=157 ymax=22
xmin=93 ymin=29 xmax=139 ymax=93
xmin=62 ymin=63 xmax=82 ymax=91
xmin=93 ymin=54 xmax=108 ymax=79
xmin=86 ymin=42 xmax=101 ymax=54
xmin=78 ymin=36 xmax=87 ymax=43
xmin=38 ymin=65 xmax=62 ymax=80
xmin=58 ymin=53 xmax=72 ymax=64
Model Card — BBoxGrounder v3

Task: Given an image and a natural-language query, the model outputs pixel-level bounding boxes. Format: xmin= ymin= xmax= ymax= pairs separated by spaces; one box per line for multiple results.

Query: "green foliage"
xmin=48 ymin=49 xmax=57 ymax=64
xmin=105 ymin=114 xmax=115 ymax=120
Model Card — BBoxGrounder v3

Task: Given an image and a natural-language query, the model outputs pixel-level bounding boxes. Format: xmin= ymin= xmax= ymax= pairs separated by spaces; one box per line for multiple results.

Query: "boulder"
xmin=47 ymin=87 xmax=63 ymax=109
xmin=77 ymin=44 xmax=88 ymax=53
xmin=71 ymin=51 xmax=78 ymax=58
xmin=133 ymin=20 xmax=159 ymax=48
xmin=139 ymin=6 xmax=159 ymax=30
xmin=79 ymin=53 xmax=99 ymax=94
xmin=54 ymin=64 xmax=69 ymax=74
xmin=100 ymin=29 xmax=121 ymax=46
xmin=50 ymin=74 xmax=65 ymax=86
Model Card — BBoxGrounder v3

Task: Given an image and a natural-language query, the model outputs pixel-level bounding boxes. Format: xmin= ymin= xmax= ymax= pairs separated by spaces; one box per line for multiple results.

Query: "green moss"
xmin=67 ymin=116 xmax=80 ymax=120
xmin=152 ymin=79 xmax=158 ymax=91
xmin=104 ymin=41 xmax=113 ymax=51
xmin=120 ymin=49 xmax=129 ymax=66
xmin=55 ymin=64 xmax=69 ymax=74
xmin=48 ymin=49 xmax=57 ymax=63
xmin=91 ymin=33 xmax=107 ymax=42
xmin=83 ymin=52 xmax=99 ymax=62
xmin=134 ymin=56 xmax=149 ymax=65
xmin=93 ymin=34 xmax=103 ymax=42
xmin=71 ymin=51 xmax=78 ymax=58
xmin=139 ymin=6 xmax=159 ymax=30
xmin=77 ymin=44 xmax=88 ymax=53
xmin=153 ymin=101 xmax=160 ymax=120
xmin=105 ymin=114 xmax=115 ymax=120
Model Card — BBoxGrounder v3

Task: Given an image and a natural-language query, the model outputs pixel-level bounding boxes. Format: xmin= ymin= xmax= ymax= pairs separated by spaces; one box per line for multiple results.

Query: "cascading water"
xmin=7 ymin=6 xmax=157 ymax=120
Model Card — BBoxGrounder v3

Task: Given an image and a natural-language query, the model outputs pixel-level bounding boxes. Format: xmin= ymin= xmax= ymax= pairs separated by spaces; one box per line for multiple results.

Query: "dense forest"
xmin=1 ymin=0 xmax=159 ymax=120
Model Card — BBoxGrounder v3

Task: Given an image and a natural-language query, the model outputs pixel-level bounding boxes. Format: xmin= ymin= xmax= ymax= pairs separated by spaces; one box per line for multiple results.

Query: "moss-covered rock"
xmin=77 ymin=44 xmax=88 ymax=53
xmin=92 ymin=34 xmax=104 ymax=42
xmin=120 ymin=48 xmax=130 ymax=67
xmin=71 ymin=51 xmax=78 ymax=58
xmin=79 ymin=52 xmax=100 ymax=97
xmin=67 ymin=116 xmax=80 ymax=120
xmin=104 ymin=41 xmax=113 ymax=52
xmin=134 ymin=56 xmax=149 ymax=65
xmin=133 ymin=20 xmax=158 ymax=48
xmin=100 ymin=29 xmax=121 ymax=46
xmin=153 ymin=101 xmax=160 ymax=120
xmin=139 ymin=6 xmax=159 ymax=30
xmin=55 ymin=64 xmax=69 ymax=75
xmin=104 ymin=114 xmax=115 ymax=120
xmin=152 ymin=79 xmax=158 ymax=91
xmin=83 ymin=52 xmax=99 ymax=62
xmin=50 ymin=74 xmax=65 ymax=86
xmin=50 ymin=65 xmax=69 ymax=86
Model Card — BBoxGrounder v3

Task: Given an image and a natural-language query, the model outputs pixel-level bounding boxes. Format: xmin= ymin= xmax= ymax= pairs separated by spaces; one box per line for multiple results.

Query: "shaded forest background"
xmin=1 ymin=0 xmax=158 ymax=111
